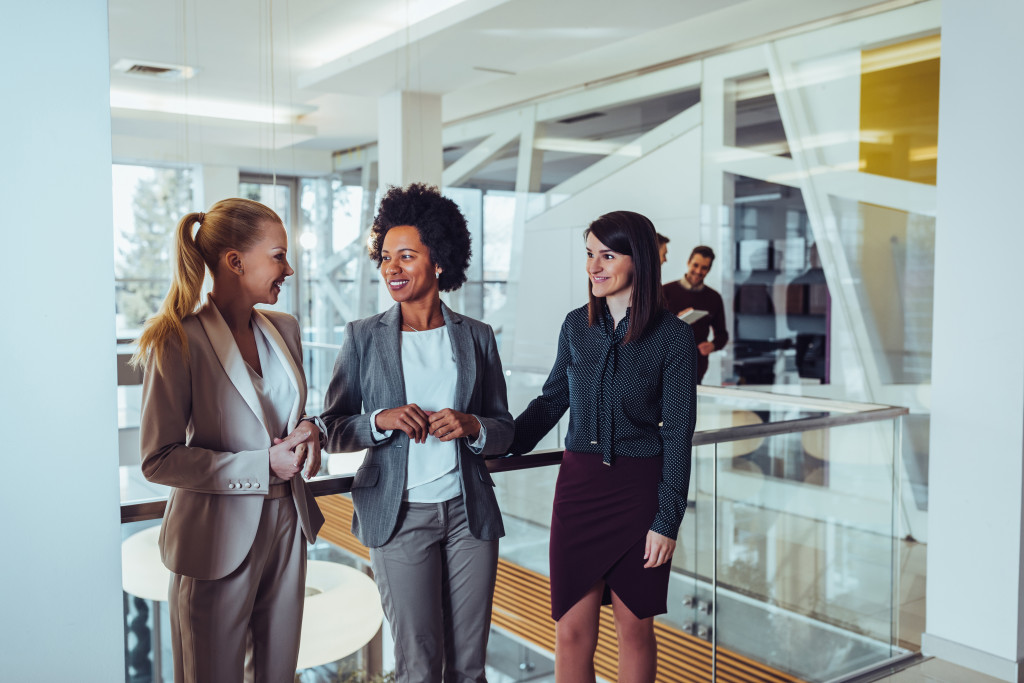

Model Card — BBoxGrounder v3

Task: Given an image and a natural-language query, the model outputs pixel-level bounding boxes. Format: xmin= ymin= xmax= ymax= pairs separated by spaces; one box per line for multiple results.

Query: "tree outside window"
xmin=113 ymin=165 xmax=193 ymax=338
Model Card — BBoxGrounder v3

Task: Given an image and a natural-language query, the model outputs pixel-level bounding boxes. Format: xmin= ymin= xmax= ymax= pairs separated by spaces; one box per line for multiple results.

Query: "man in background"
xmin=656 ymin=233 xmax=670 ymax=265
xmin=663 ymin=245 xmax=729 ymax=384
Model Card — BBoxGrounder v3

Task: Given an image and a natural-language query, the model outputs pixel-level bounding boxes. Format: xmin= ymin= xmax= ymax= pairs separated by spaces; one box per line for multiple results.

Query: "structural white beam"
xmin=547 ymin=103 xmax=702 ymax=201
xmin=766 ymin=41 xmax=887 ymax=400
xmin=298 ymin=0 xmax=514 ymax=91
xmin=716 ymin=152 xmax=798 ymax=187
xmin=816 ymin=171 xmax=936 ymax=216
xmin=441 ymin=127 xmax=520 ymax=187
xmin=442 ymin=110 xmax=522 ymax=148
xmin=533 ymin=61 xmax=702 ymax=123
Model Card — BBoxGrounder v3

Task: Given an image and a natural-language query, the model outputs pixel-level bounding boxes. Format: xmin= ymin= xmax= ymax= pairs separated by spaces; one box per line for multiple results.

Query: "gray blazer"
xmin=321 ymin=302 xmax=513 ymax=548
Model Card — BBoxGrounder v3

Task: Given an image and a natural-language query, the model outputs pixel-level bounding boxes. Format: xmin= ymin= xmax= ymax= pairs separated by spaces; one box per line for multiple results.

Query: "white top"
xmin=368 ymin=326 xmax=486 ymax=503
xmin=246 ymin=322 xmax=297 ymax=484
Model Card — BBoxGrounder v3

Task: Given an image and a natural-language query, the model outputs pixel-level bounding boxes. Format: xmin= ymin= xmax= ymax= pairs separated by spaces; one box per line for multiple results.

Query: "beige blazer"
xmin=140 ymin=295 xmax=325 ymax=580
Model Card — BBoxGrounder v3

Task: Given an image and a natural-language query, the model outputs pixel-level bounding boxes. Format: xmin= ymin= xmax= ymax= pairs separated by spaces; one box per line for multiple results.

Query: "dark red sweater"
xmin=662 ymin=281 xmax=729 ymax=382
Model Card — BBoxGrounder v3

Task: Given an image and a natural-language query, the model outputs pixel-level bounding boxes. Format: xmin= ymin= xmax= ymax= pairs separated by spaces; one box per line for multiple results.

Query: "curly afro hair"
xmin=367 ymin=183 xmax=472 ymax=292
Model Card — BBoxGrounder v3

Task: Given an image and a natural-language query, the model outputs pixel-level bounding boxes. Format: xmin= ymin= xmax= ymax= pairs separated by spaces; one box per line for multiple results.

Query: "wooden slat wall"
xmin=318 ymin=495 xmax=807 ymax=683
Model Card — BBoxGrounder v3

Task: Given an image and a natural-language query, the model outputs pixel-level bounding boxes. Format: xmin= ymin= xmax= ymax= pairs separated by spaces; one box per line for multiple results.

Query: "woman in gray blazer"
xmin=135 ymin=198 xmax=325 ymax=682
xmin=321 ymin=183 xmax=513 ymax=683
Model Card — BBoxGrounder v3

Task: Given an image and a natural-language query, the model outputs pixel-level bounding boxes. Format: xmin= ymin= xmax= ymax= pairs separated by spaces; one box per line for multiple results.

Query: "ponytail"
xmin=130 ymin=198 xmax=283 ymax=371
xmin=131 ymin=212 xmax=208 ymax=371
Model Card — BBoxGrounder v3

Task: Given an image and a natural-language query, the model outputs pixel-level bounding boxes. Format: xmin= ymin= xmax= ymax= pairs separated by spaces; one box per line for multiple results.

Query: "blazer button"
xmin=255 ymin=482 xmax=261 ymax=489
xmin=229 ymin=483 xmax=236 ymax=490
xmin=246 ymin=482 xmax=253 ymax=489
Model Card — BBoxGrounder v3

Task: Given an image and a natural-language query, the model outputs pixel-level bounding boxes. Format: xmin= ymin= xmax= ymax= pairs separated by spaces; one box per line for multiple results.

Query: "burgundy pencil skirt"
xmin=549 ymin=450 xmax=672 ymax=621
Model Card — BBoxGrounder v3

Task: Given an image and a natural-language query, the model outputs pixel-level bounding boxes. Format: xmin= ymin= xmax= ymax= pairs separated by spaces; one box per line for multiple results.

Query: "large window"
xmin=112 ymin=164 xmax=194 ymax=339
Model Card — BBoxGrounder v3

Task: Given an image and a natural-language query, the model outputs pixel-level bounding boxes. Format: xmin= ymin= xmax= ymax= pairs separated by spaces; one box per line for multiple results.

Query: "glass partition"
xmin=711 ymin=419 xmax=901 ymax=681
xmin=119 ymin=386 xmax=908 ymax=681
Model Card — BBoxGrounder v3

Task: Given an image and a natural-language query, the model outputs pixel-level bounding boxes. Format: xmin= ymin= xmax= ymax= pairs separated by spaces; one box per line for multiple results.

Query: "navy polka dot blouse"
xmin=510 ymin=303 xmax=698 ymax=539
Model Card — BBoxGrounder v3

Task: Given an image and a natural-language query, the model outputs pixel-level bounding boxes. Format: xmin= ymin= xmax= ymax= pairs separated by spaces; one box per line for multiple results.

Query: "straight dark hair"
xmin=585 ymin=210 xmax=665 ymax=345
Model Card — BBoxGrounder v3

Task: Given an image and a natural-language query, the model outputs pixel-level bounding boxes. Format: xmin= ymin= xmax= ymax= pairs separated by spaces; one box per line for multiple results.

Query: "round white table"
xmin=121 ymin=526 xmax=383 ymax=676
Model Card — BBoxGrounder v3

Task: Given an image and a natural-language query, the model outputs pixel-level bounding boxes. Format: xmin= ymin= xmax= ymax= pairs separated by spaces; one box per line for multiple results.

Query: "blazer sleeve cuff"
xmin=466 ymin=416 xmax=486 ymax=453
xmin=369 ymin=409 xmax=394 ymax=443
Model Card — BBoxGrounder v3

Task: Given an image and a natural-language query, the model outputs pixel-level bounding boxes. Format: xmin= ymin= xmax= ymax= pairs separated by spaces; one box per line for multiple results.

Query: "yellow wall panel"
xmin=860 ymin=34 xmax=940 ymax=185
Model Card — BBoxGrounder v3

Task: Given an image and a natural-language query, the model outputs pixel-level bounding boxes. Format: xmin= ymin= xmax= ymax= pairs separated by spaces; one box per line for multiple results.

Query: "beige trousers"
xmin=168 ymin=496 xmax=305 ymax=683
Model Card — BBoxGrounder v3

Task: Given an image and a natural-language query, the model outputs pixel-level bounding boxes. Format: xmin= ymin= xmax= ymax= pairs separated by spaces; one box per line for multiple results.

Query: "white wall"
xmin=510 ymin=128 xmax=703 ymax=371
xmin=0 ymin=0 xmax=125 ymax=679
xmin=924 ymin=0 xmax=1024 ymax=679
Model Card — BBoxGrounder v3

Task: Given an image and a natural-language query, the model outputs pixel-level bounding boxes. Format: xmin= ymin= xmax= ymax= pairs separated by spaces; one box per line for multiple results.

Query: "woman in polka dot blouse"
xmin=509 ymin=210 xmax=698 ymax=682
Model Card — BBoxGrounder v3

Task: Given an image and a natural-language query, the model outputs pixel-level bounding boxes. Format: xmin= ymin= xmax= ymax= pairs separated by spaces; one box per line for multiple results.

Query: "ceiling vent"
xmin=472 ymin=66 xmax=516 ymax=76
xmin=112 ymin=59 xmax=197 ymax=81
xmin=557 ymin=112 xmax=606 ymax=125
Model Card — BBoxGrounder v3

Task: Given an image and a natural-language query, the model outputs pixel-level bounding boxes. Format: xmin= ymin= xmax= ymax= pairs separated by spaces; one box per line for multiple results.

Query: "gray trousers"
xmin=168 ymin=497 xmax=305 ymax=683
xmin=369 ymin=496 xmax=499 ymax=683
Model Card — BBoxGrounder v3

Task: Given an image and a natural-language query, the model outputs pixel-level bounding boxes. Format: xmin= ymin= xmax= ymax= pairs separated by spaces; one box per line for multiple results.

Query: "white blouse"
xmin=369 ymin=326 xmax=486 ymax=503
xmin=401 ymin=327 xmax=461 ymax=502
xmin=245 ymin=322 xmax=297 ymax=484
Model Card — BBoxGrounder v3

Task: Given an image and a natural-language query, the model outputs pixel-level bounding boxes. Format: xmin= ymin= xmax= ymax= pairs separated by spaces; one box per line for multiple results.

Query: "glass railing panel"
xmin=662 ymin=442 xmax=716 ymax=678
xmin=119 ymin=386 xmax=909 ymax=682
xmin=493 ymin=457 xmax=560 ymax=580
xmin=121 ymin=516 xmax=380 ymax=682
xmin=711 ymin=418 xmax=902 ymax=681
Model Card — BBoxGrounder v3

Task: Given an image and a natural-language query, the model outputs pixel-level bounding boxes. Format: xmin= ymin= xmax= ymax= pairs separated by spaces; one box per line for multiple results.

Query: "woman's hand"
xmin=643 ymin=530 xmax=676 ymax=568
xmin=375 ymin=404 xmax=431 ymax=443
xmin=428 ymin=409 xmax=481 ymax=442
xmin=283 ymin=422 xmax=322 ymax=479
xmin=269 ymin=431 xmax=307 ymax=480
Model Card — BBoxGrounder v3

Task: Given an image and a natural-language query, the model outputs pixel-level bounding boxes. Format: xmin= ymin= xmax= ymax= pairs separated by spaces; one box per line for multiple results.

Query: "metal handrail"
xmin=120 ymin=396 xmax=907 ymax=524
xmin=120 ymin=449 xmax=565 ymax=524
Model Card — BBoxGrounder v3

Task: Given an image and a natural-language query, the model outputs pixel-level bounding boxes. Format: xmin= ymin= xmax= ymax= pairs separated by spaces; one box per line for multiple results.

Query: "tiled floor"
xmin=869 ymin=657 xmax=1005 ymax=683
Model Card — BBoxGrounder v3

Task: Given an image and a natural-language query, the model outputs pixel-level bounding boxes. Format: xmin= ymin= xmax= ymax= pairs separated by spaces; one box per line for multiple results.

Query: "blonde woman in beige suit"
xmin=134 ymin=198 xmax=325 ymax=683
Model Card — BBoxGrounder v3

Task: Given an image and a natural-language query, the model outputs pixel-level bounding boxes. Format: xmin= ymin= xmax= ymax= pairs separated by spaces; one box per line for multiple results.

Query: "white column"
xmin=924 ymin=1 xmax=1024 ymax=679
xmin=199 ymin=164 xmax=240 ymax=208
xmin=0 ymin=0 xmax=125 ymax=679
xmin=376 ymin=91 xmax=443 ymax=311
xmin=377 ymin=91 xmax=442 ymax=189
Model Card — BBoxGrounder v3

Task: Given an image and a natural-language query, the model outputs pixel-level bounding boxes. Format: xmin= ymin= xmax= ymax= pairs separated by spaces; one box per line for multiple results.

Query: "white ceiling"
xmin=107 ymin=0 xmax=898 ymax=166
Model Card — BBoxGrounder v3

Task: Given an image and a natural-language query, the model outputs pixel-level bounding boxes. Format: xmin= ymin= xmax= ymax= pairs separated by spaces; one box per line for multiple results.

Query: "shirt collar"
xmin=679 ymin=276 xmax=705 ymax=292
xmin=599 ymin=302 xmax=631 ymax=340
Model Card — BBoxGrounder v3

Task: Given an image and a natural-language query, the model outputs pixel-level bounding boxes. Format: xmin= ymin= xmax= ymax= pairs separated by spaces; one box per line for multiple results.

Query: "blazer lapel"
xmin=252 ymin=310 xmax=304 ymax=431
xmin=196 ymin=295 xmax=270 ymax=435
xmin=377 ymin=304 xmax=407 ymax=405
xmin=442 ymin=303 xmax=476 ymax=412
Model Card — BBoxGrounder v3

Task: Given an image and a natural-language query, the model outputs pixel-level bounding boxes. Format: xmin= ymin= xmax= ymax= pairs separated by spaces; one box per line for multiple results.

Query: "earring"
xmin=435 ymin=270 xmax=441 ymax=279
xmin=238 ymin=267 xmax=245 ymax=276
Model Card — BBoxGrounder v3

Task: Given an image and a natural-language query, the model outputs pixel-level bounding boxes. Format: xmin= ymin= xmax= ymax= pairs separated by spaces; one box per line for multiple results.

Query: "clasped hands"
xmin=375 ymin=404 xmax=480 ymax=444
xmin=269 ymin=422 xmax=321 ymax=480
